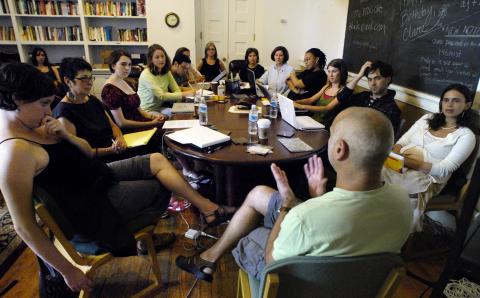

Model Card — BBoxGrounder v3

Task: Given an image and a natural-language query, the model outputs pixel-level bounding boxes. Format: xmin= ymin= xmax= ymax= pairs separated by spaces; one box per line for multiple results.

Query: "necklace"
xmin=66 ymin=93 xmax=87 ymax=104
xmin=441 ymin=125 xmax=457 ymax=130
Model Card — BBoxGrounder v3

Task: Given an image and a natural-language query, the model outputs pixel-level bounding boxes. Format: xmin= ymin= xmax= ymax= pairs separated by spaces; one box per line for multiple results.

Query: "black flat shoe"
xmin=176 ymin=255 xmax=216 ymax=282
xmin=201 ymin=205 xmax=237 ymax=230
xmin=137 ymin=232 xmax=176 ymax=255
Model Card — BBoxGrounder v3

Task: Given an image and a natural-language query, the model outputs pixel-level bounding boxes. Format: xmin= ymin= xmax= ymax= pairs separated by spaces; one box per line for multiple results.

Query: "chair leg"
xmin=237 ymin=269 xmax=252 ymax=298
xmin=263 ymin=273 xmax=279 ymax=298
xmin=132 ymin=233 xmax=163 ymax=297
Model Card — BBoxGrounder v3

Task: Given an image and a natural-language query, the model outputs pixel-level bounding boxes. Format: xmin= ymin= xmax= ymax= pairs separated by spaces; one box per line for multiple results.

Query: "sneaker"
xmin=168 ymin=197 xmax=191 ymax=212
xmin=137 ymin=232 xmax=176 ymax=255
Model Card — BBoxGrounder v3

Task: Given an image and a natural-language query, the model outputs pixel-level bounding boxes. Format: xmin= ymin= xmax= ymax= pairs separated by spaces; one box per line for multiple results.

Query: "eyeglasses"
xmin=74 ymin=76 xmax=94 ymax=82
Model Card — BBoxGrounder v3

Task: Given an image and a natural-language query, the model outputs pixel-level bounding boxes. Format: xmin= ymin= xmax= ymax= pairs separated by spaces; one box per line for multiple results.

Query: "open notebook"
xmin=123 ymin=127 xmax=157 ymax=148
xmin=166 ymin=126 xmax=231 ymax=150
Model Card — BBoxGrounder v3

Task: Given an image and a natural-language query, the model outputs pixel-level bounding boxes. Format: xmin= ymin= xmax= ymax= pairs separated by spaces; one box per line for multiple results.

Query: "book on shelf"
xmin=21 ymin=25 xmax=82 ymax=41
xmin=84 ymin=0 xmax=145 ymax=17
xmin=0 ymin=0 xmax=10 ymax=14
xmin=88 ymin=26 xmax=146 ymax=42
xmin=0 ymin=26 xmax=15 ymax=41
xmin=15 ymin=0 xmax=78 ymax=16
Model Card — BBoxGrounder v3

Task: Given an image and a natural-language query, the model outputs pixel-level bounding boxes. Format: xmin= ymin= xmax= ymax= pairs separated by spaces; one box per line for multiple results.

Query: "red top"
xmin=101 ymin=83 xmax=149 ymax=122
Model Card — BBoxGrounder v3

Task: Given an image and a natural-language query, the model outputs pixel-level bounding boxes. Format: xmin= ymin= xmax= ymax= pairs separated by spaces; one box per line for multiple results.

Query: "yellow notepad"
xmin=123 ymin=127 xmax=157 ymax=148
xmin=384 ymin=152 xmax=404 ymax=173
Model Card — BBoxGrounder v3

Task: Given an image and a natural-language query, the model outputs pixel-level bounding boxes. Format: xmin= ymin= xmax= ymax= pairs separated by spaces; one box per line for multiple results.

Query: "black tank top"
xmin=0 ymin=138 xmax=136 ymax=256
xmin=199 ymin=58 xmax=221 ymax=82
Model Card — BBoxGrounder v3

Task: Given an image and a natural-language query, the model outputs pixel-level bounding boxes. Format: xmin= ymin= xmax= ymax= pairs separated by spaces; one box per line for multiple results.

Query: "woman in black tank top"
xmin=0 ymin=63 xmax=236 ymax=293
xmin=197 ymin=41 xmax=226 ymax=82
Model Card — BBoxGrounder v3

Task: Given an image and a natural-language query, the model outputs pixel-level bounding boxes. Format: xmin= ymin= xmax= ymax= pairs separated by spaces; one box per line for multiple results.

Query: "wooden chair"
xmin=33 ymin=188 xmax=163 ymax=298
xmin=426 ymin=135 xmax=480 ymax=220
xmin=237 ymin=253 xmax=405 ymax=298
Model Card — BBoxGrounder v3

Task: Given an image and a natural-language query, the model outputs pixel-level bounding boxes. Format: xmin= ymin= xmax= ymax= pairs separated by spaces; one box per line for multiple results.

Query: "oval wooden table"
xmin=164 ymin=100 xmax=329 ymax=205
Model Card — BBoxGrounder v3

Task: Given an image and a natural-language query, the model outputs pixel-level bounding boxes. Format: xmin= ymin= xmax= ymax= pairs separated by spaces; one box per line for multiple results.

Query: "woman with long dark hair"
xmin=293 ymin=58 xmax=348 ymax=125
xmin=383 ymin=83 xmax=477 ymax=231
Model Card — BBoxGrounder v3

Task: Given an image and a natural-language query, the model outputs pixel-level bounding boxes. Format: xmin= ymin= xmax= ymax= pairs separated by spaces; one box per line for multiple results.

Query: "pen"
xmin=207 ymin=145 xmax=224 ymax=154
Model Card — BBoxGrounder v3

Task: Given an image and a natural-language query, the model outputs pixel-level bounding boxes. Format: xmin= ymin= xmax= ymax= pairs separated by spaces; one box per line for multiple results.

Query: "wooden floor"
xmin=0 ymin=207 xmax=446 ymax=298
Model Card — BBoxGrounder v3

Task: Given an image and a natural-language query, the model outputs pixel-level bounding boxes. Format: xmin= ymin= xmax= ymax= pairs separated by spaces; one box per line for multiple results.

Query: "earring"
xmin=67 ymin=91 xmax=75 ymax=99
xmin=461 ymin=111 xmax=465 ymax=118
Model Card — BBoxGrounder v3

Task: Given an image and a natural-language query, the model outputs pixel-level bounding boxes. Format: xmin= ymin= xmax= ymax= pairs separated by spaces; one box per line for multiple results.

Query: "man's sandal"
xmin=176 ymin=255 xmax=216 ymax=282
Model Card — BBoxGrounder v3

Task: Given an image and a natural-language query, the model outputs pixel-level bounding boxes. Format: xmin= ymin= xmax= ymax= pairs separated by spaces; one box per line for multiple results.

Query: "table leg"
xmin=214 ymin=165 xmax=226 ymax=204
xmin=225 ymin=166 xmax=236 ymax=206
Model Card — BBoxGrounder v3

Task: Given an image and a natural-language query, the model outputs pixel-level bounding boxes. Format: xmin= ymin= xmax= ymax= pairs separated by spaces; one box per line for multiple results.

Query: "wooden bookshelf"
xmin=0 ymin=0 xmax=148 ymax=67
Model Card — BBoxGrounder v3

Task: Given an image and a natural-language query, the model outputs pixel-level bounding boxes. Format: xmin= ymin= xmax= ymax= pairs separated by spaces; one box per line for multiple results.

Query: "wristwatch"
xmin=278 ymin=206 xmax=292 ymax=213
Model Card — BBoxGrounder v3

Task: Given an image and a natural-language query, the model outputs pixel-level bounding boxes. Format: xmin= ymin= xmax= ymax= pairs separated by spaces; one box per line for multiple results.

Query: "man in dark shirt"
xmin=171 ymin=53 xmax=192 ymax=89
xmin=336 ymin=60 xmax=401 ymax=134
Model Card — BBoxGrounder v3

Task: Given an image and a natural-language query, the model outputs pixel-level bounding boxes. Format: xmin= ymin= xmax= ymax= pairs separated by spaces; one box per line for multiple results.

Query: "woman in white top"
xmin=383 ymin=83 xmax=477 ymax=231
xmin=257 ymin=46 xmax=293 ymax=95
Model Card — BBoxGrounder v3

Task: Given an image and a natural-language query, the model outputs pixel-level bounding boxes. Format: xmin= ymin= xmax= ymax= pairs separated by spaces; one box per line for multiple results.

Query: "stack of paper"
xmin=166 ymin=125 xmax=231 ymax=149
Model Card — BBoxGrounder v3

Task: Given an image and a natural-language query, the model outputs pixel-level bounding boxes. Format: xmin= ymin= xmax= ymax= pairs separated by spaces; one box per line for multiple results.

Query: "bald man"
xmin=176 ymin=107 xmax=413 ymax=281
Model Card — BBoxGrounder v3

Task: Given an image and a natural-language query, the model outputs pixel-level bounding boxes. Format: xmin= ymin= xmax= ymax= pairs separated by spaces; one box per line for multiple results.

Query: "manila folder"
xmin=123 ymin=127 xmax=157 ymax=148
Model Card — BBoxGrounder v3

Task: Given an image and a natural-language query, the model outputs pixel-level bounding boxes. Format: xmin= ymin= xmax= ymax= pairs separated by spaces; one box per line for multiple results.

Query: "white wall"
xmin=146 ymin=0 xmax=198 ymax=63
xmin=254 ymin=0 xmax=349 ymax=69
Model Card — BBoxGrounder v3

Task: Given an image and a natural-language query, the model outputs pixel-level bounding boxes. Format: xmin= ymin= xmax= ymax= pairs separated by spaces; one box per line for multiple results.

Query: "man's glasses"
xmin=74 ymin=76 xmax=94 ymax=82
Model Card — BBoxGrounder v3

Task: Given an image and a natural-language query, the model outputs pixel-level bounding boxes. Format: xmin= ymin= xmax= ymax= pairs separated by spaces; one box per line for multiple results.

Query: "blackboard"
xmin=343 ymin=0 xmax=480 ymax=97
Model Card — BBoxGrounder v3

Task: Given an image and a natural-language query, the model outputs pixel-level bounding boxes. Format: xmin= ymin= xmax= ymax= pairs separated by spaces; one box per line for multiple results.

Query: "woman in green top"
xmin=294 ymin=59 xmax=347 ymax=125
xmin=138 ymin=44 xmax=194 ymax=115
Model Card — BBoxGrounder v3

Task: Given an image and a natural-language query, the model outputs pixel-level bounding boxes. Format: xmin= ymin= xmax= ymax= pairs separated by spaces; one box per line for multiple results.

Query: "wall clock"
xmin=165 ymin=12 xmax=180 ymax=28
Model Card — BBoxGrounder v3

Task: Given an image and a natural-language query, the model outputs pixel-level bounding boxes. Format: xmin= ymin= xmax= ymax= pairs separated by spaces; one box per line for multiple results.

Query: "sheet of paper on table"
xmin=162 ymin=120 xmax=200 ymax=129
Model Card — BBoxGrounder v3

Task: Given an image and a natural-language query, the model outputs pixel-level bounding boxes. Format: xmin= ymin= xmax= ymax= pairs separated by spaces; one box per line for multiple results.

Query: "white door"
xmin=200 ymin=0 xmax=256 ymax=65
xmin=228 ymin=0 xmax=255 ymax=60
xmin=201 ymin=0 xmax=229 ymax=64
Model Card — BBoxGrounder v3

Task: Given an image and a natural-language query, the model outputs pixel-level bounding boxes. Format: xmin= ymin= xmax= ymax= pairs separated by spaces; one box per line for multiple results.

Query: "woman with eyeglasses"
xmin=53 ymin=57 xmax=133 ymax=163
xmin=382 ymin=84 xmax=477 ymax=232
xmin=0 ymin=63 xmax=236 ymax=293
xmin=287 ymin=48 xmax=327 ymax=100
xmin=197 ymin=42 xmax=226 ymax=82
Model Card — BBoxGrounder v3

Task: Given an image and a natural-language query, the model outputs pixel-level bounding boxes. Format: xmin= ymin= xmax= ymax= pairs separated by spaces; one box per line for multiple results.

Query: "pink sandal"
xmin=168 ymin=196 xmax=192 ymax=212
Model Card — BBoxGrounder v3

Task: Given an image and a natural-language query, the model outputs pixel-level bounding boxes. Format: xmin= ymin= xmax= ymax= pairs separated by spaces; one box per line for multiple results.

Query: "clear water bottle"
xmin=199 ymin=97 xmax=208 ymax=125
xmin=269 ymin=95 xmax=278 ymax=119
xmin=248 ymin=105 xmax=258 ymax=143
xmin=217 ymin=80 xmax=225 ymax=96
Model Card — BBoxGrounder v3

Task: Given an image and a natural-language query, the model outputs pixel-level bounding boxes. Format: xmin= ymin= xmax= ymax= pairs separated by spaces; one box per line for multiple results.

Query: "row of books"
xmin=84 ymin=0 xmax=145 ymax=16
xmin=0 ymin=26 xmax=15 ymax=40
xmin=87 ymin=26 xmax=146 ymax=42
xmin=0 ymin=0 xmax=10 ymax=13
xmin=21 ymin=25 xmax=82 ymax=41
xmin=15 ymin=0 xmax=78 ymax=16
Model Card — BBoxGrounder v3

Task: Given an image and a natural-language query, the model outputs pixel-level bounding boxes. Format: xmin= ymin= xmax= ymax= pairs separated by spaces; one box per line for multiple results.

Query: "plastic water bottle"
xmin=269 ymin=95 xmax=278 ymax=119
xmin=217 ymin=80 xmax=225 ymax=96
xmin=248 ymin=105 xmax=258 ymax=143
xmin=199 ymin=97 xmax=208 ymax=125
